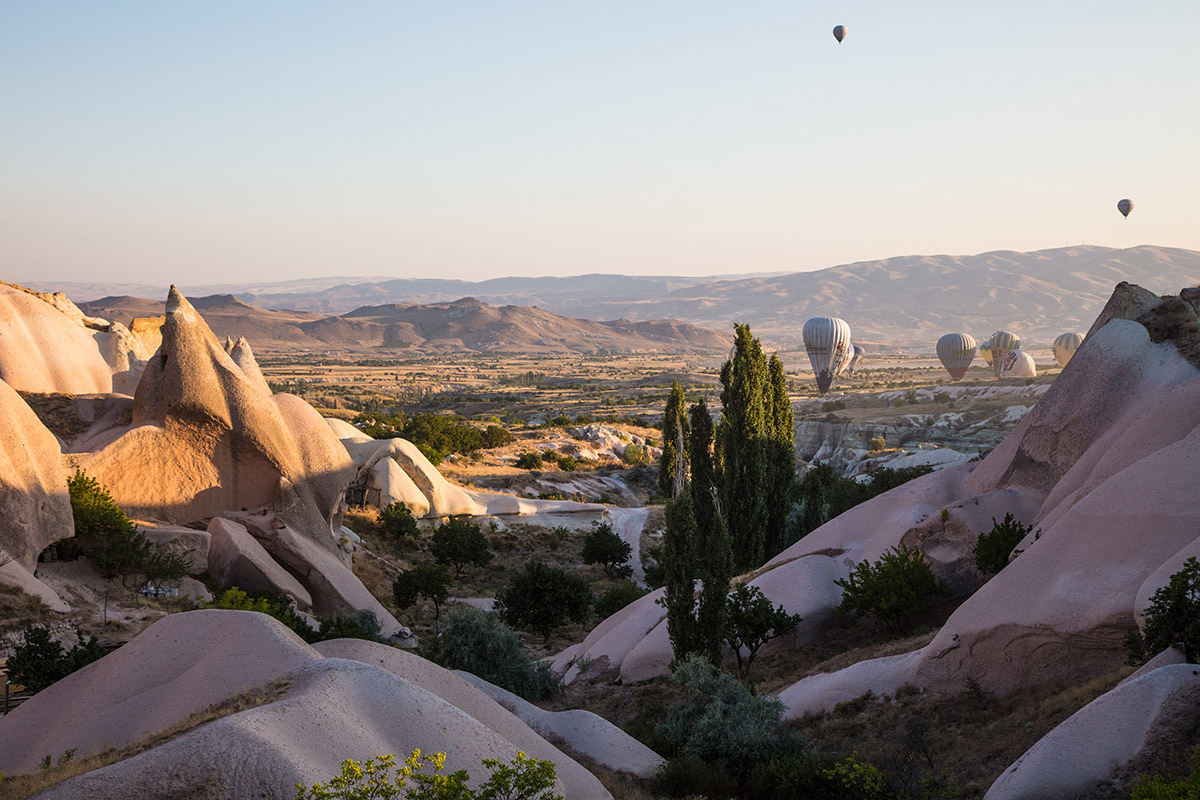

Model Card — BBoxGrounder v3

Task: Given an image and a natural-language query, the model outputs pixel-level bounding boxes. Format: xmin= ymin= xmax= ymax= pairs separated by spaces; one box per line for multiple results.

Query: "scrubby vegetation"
xmin=1127 ymin=556 xmax=1200 ymax=664
xmin=392 ymin=565 xmax=452 ymax=631
xmin=495 ymin=561 xmax=592 ymax=640
xmin=378 ymin=501 xmax=420 ymax=541
xmin=580 ymin=521 xmax=632 ymax=578
xmin=429 ymin=519 xmax=493 ymax=578
xmin=723 ymin=583 xmax=802 ymax=680
xmin=594 ymin=580 xmax=647 ymax=619
xmin=5 ymin=626 xmax=107 ymax=693
xmin=353 ymin=412 xmax=513 ymax=464
xmin=973 ymin=513 xmax=1033 ymax=575
xmin=835 ymin=544 xmax=948 ymax=635
xmin=788 ymin=464 xmax=934 ymax=547
xmin=436 ymin=607 xmax=561 ymax=701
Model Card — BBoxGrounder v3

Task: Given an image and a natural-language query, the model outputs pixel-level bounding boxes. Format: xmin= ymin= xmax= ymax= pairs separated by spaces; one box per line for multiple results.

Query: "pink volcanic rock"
xmin=984 ymin=663 xmax=1200 ymax=800
xmin=1085 ymin=280 xmax=1163 ymax=339
xmin=206 ymin=517 xmax=313 ymax=609
xmin=0 ymin=379 xmax=73 ymax=575
xmin=326 ymin=417 xmax=374 ymax=444
xmin=314 ymin=639 xmax=610 ymax=798
xmin=0 ymin=612 xmax=610 ymax=799
xmin=228 ymin=335 xmax=271 ymax=395
xmin=1134 ymin=537 xmax=1200 ymax=633
xmin=454 ymin=669 xmax=665 ymax=779
xmin=345 ymin=438 xmax=486 ymax=517
xmin=141 ymin=525 xmax=211 ymax=574
xmin=0 ymin=610 xmax=319 ymax=775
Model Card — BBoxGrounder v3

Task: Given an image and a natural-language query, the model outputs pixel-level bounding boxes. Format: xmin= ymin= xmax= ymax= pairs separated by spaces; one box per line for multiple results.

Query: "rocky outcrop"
xmin=206 ymin=518 xmax=313 ymax=609
xmin=0 ymin=611 xmax=612 ymax=799
xmin=343 ymin=436 xmax=486 ymax=518
xmin=0 ymin=282 xmax=153 ymax=395
xmin=984 ymin=663 xmax=1200 ymax=799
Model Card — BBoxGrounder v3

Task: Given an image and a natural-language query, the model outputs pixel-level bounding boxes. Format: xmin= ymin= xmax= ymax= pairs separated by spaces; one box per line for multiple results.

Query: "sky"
xmin=3 ymin=1 xmax=1199 ymax=285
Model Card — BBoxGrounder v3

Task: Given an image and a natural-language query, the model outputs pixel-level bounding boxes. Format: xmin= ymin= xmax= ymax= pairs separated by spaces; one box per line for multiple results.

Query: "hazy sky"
xmin=3 ymin=1 xmax=1198 ymax=285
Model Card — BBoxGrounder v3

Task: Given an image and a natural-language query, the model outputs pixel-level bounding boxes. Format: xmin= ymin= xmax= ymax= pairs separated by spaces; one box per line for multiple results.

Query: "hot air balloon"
xmin=989 ymin=330 xmax=1021 ymax=378
xmin=1000 ymin=349 xmax=1036 ymax=379
xmin=847 ymin=344 xmax=865 ymax=375
xmin=833 ymin=341 xmax=856 ymax=377
xmin=803 ymin=317 xmax=852 ymax=395
xmin=1052 ymin=332 xmax=1083 ymax=367
xmin=833 ymin=25 xmax=847 ymax=43
xmin=979 ymin=340 xmax=993 ymax=366
xmin=1118 ymin=198 xmax=1133 ymax=218
xmin=936 ymin=333 xmax=977 ymax=380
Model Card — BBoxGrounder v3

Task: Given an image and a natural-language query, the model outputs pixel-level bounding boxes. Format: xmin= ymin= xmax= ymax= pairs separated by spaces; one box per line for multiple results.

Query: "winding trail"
xmin=604 ymin=506 xmax=651 ymax=587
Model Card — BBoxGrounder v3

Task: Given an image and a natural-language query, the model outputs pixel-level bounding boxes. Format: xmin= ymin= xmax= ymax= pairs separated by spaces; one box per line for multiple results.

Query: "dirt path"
xmin=604 ymin=506 xmax=650 ymax=587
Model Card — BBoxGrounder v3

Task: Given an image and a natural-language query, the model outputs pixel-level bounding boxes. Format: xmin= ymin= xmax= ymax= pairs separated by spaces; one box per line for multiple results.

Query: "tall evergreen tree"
xmin=718 ymin=323 xmax=771 ymax=571
xmin=661 ymin=489 xmax=700 ymax=660
xmin=658 ymin=380 xmax=689 ymax=499
xmin=689 ymin=399 xmax=732 ymax=666
xmin=764 ymin=354 xmax=796 ymax=558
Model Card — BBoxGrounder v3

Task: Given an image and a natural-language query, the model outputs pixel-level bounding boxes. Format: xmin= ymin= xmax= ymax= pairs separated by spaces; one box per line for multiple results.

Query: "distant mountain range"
xmin=39 ymin=245 xmax=1200 ymax=348
xmin=79 ymin=295 xmax=730 ymax=355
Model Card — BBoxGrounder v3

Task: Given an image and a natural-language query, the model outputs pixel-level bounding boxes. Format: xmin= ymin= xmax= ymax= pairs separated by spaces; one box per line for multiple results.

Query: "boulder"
xmin=0 ymin=611 xmax=610 ymax=799
xmin=206 ymin=518 xmax=313 ymax=610
xmin=984 ymin=663 xmax=1200 ymax=799
xmin=345 ymin=438 xmax=485 ymax=518
xmin=326 ymin=417 xmax=374 ymax=444
xmin=141 ymin=525 xmax=210 ymax=574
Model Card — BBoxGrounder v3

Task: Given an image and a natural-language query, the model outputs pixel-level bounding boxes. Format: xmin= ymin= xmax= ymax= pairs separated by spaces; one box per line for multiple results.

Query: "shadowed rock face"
xmin=0 ymin=379 xmax=73 ymax=606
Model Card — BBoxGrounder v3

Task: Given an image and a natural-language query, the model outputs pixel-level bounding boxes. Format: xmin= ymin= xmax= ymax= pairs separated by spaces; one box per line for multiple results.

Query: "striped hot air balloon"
xmin=936 ymin=333 xmax=977 ymax=380
xmin=847 ymin=344 xmax=865 ymax=375
xmin=989 ymin=330 xmax=1021 ymax=378
xmin=979 ymin=340 xmax=993 ymax=366
xmin=803 ymin=317 xmax=852 ymax=395
xmin=1052 ymin=332 xmax=1084 ymax=367
xmin=1000 ymin=349 xmax=1036 ymax=379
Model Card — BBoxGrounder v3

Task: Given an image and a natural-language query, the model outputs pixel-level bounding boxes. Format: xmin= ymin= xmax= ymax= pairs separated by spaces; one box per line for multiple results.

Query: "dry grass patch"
xmin=0 ymin=678 xmax=290 ymax=800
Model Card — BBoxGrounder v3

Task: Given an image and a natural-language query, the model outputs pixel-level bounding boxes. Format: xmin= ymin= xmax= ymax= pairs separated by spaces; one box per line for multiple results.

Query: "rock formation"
xmin=0 ymin=610 xmax=613 ymax=799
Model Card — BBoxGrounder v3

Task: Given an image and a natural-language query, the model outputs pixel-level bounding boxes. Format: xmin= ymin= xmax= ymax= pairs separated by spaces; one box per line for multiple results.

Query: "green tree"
xmin=621 ymin=443 xmax=649 ymax=466
xmin=67 ymin=469 xmax=150 ymax=581
xmin=514 ymin=452 xmax=543 ymax=470
xmin=393 ymin=564 xmax=452 ymax=630
xmin=495 ymin=561 xmax=591 ymax=640
xmin=660 ymin=490 xmax=700 ymax=661
xmin=438 ymin=607 xmax=561 ymax=701
xmin=317 ymin=609 xmax=386 ymax=643
xmin=689 ymin=399 xmax=732 ymax=666
xmin=659 ymin=379 xmax=689 ymax=499
xmin=764 ymin=354 xmax=796 ymax=558
xmin=595 ymin=580 xmax=647 ymax=619
xmin=143 ymin=545 xmax=193 ymax=595
xmin=1130 ymin=556 xmax=1200 ymax=663
xmin=6 ymin=626 xmax=106 ymax=694
xmin=296 ymin=750 xmax=563 ymax=800
xmin=580 ymin=521 xmax=632 ymax=579
xmin=480 ymin=424 xmax=514 ymax=449
xmin=973 ymin=513 xmax=1032 ymax=575
xmin=379 ymin=502 xmax=420 ymax=541
xmin=724 ymin=582 xmax=802 ymax=680
xmin=429 ymin=519 xmax=493 ymax=579
xmin=835 ymin=544 xmax=948 ymax=635
xmin=1131 ymin=746 xmax=1200 ymax=800
xmin=718 ymin=323 xmax=772 ymax=571
xmin=209 ymin=587 xmax=320 ymax=642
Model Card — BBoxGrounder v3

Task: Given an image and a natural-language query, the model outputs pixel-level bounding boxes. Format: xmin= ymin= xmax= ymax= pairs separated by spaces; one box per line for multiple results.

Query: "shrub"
xmin=933 ymin=392 xmax=952 ymax=404
xmin=656 ymin=654 xmax=803 ymax=779
xmin=595 ymin=580 xmax=647 ymax=619
xmin=438 ymin=607 xmax=561 ymax=701
xmin=1128 ymin=556 xmax=1200 ymax=664
xmin=1131 ymin=746 xmax=1200 ymax=799
xmin=317 ymin=609 xmax=385 ymax=643
xmin=821 ymin=400 xmax=847 ymax=412
xmin=393 ymin=564 xmax=452 ymax=630
xmin=67 ymin=470 xmax=149 ymax=580
xmin=724 ymin=582 xmax=802 ymax=679
xmin=6 ymin=626 xmax=106 ymax=694
xmin=973 ymin=513 xmax=1032 ymax=575
xmin=296 ymin=750 xmax=563 ymax=800
xmin=496 ymin=561 xmax=592 ymax=640
xmin=869 ymin=436 xmax=888 ymax=451
xmin=379 ymin=502 xmax=420 ymax=541
xmin=142 ymin=545 xmax=193 ymax=595
xmin=556 ymin=454 xmax=577 ymax=472
xmin=480 ymin=424 xmax=514 ymax=449
xmin=581 ymin=521 xmax=632 ymax=578
xmin=621 ymin=443 xmax=649 ymax=465
xmin=835 ymin=544 xmax=948 ymax=634
xmin=515 ymin=452 xmax=543 ymax=470
xmin=429 ymin=519 xmax=493 ymax=579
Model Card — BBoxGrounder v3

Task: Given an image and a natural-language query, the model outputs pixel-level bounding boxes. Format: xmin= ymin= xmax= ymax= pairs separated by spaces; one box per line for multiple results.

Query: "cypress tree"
xmin=764 ymin=354 xmax=796 ymax=558
xmin=718 ymin=323 xmax=771 ymax=571
xmin=689 ymin=399 xmax=732 ymax=666
xmin=661 ymin=488 xmax=700 ymax=660
xmin=658 ymin=380 xmax=689 ymax=499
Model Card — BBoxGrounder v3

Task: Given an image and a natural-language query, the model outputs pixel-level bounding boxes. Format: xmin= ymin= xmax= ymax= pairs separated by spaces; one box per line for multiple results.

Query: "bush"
xmin=481 ymin=424 xmax=514 ymax=448
xmin=392 ymin=564 xmax=451 ymax=630
xmin=933 ymin=392 xmax=952 ymax=404
xmin=556 ymin=454 xmax=577 ymax=471
xmin=6 ymin=626 xmax=106 ymax=694
xmin=209 ymin=588 xmax=317 ymax=643
xmin=1128 ymin=556 xmax=1200 ymax=664
xmin=296 ymin=750 xmax=563 ymax=800
xmin=835 ymin=544 xmax=948 ymax=634
xmin=621 ymin=443 xmax=649 ymax=465
xmin=429 ymin=519 xmax=493 ymax=578
xmin=379 ymin=502 xmax=420 ymax=540
xmin=496 ymin=561 xmax=592 ymax=639
xmin=656 ymin=654 xmax=803 ymax=780
xmin=581 ymin=521 xmax=632 ymax=578
xmin=142 ymin=545 xmax=192 ymax=595
xmin=595 ymin=580 xmax=647 ymax=619
xmin=869 ymin=436 xmax=888 ymax=451
xmin=67 ymin=470 xmax=149 ymax=580
xmin=973 ymin=513 xmax=1032 ymax=575
xmin=1131 ymin=746 xmax=1200 ymax=799
xmin=317 ymin=608 xmax=385 ymax=643
xmin=821 ymin=400 xmax=847 ymax=412
xmin=515 ymin=452 xmax=544 ymax=470
xmin=438 ymin=607 xmax=561 ymax=701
